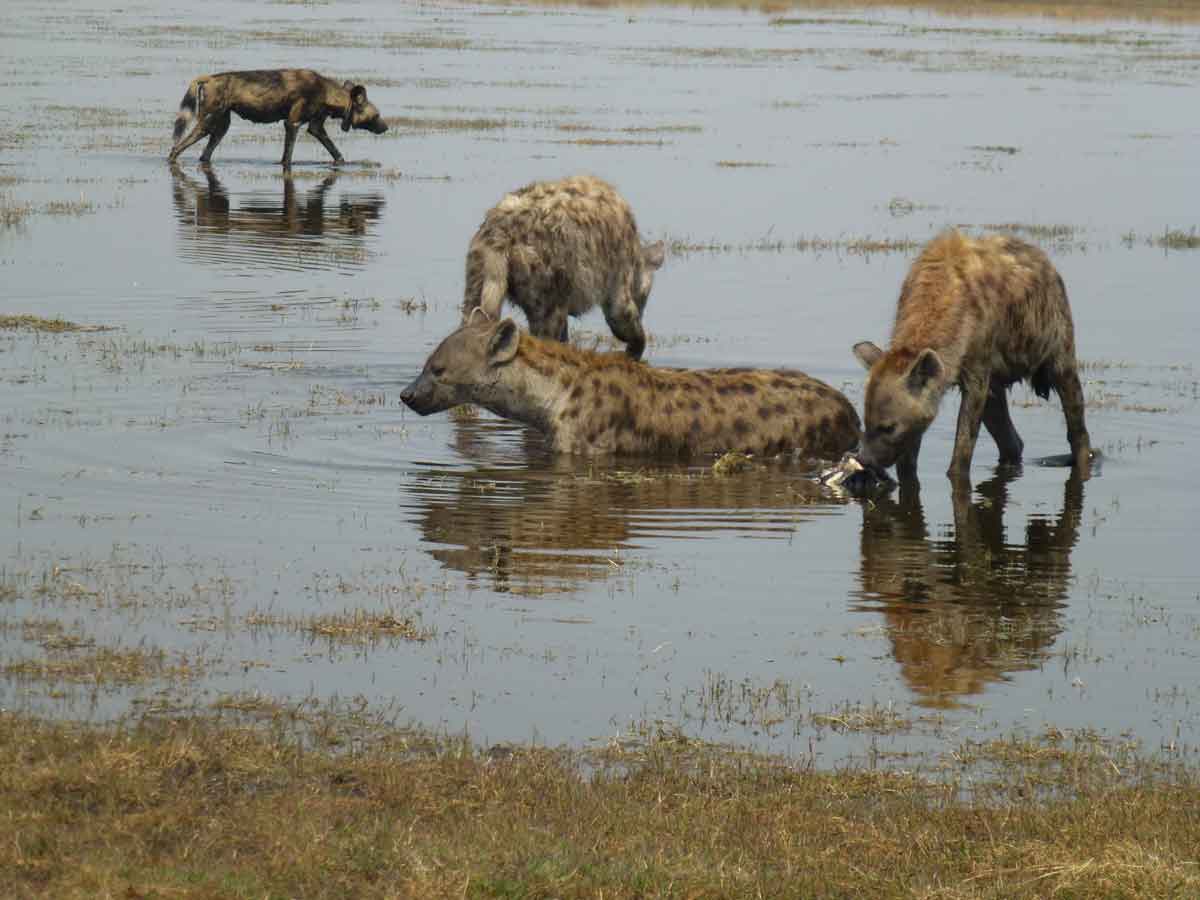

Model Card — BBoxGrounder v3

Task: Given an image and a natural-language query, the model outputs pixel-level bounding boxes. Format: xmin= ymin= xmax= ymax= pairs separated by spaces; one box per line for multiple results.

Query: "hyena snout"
xmin=400 ymin=373 xmax=437 ymax=415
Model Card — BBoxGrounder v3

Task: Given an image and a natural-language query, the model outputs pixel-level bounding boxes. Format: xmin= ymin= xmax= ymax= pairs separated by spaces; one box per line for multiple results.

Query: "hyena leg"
xmin=306 ymin=119 xmax=344 ymax=164
xmin=280 ymin=122 xmax=300 ymax=168
xmin=948 ymin=375 xmax=990 ymax=480
xmin=982 ymin=378 xmax=1024 ymax=464
xmin=603 ymin=299 xmax=647 ymax=361
xmin=527 ymin=307 xmax=569 ymax=344
xmin=896 ymin=432 xmax=923 ymax=484
xmin=169 ymin=118 xmax=213 ymax=162
xmin=1054 ymin=366 xmax=1092 ymax=471
xmin=197 ymin=111 xmax=231 ymax=164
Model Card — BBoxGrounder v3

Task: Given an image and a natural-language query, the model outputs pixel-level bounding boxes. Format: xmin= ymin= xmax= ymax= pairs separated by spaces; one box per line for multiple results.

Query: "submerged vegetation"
xmin=2 ymin=709 xmax=1199 ymax=898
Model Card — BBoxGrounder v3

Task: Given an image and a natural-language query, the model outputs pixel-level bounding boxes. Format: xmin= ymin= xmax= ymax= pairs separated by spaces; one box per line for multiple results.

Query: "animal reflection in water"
xmin=170 ymin=164 xmax=385 ymax=268
xmin=410 ymin=423 xmax=848 ymax=595
xmin=855 ymin=469 xmax=1084 ymax=708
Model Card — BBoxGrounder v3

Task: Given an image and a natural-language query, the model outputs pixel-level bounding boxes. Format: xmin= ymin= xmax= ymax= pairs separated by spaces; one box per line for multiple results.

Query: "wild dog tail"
xmin=463 ymin=242 xmax=509 ymax=322
xmin=172 ymin=79 xmax=202 ymax=145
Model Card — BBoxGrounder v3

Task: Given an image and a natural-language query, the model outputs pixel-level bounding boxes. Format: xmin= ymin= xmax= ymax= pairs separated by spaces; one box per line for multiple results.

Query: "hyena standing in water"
xmin=463 ymin=175 xmax=666 ymax=360
xmin=853 ymin=230 xmax=1091 ymax=482
xmin=402 ymin=318 xmax=859 ymax=458
xmin=168 ymin=69 xmax=388 ymax=168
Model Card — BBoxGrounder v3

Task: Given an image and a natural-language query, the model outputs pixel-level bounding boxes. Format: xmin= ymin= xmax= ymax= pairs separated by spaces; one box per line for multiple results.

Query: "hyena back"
xmin=402 ymin=319 xmax=859 ymax=458
xmin=463 ymin=175 xmax=666 ymax=360
xmin=168 ymin=69 xmax=387 ymax=167
xmin=852 ymin=230 xmax=1091 ymax=481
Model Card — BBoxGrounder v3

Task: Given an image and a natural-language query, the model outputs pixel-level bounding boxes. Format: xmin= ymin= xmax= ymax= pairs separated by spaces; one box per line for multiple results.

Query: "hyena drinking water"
xmin=463 ymin=175 xmax=666 ymax=360
xmin=402 ymin=318 xmax=859 ymax=458
xmin=852 ymin=230 xmax=1091 ymax=482
xmin=168 ymin=69 xmax=388 ymax=167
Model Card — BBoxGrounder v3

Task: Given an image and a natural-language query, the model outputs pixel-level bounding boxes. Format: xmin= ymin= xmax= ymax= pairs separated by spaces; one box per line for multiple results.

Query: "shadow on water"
xmin=170 ymin=165 xmax=385 ymax=271
xmin=854 ymin=468 xmax=1084 ymax=709
xmin=402 ymin=419 xmax=850 ymax=596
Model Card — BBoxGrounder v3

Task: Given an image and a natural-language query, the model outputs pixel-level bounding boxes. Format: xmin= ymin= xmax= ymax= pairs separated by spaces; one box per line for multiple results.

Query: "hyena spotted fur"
xmin=168 ymin=69 xmax=387 ymax=168
xmin=463 ymin=175 xmax=666 ymax=360
xmin=853 ymin=230 xmax=1091 ymax=482
xmin=402 ymin=319 xmax=860 ymax=458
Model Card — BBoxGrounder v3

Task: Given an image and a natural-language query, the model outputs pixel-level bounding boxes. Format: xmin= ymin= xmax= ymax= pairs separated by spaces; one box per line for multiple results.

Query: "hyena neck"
xmin=321 ymin=78 xmax=352 ymax=120
xmin=478 ymin=336 xmax=585 ymax=437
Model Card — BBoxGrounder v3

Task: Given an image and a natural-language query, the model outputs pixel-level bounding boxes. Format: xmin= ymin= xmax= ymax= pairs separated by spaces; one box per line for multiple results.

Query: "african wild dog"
xmin=401 ymin=318 xmax=860 ymax=458
xmin=852 ymin=230 xmax=1091 ymax=482
xmin=463 ymin=175 xmax=666 ymax=360
xmin=168 ymin=69 xmax=387 ymax=167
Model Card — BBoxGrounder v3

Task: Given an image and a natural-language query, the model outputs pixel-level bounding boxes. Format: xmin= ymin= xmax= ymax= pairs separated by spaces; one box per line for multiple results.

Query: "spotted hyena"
xmin=462 ymin=175 xmax=666 ymax=360
xmin=402 ymin=318 xmax=859 ymax=458
xmin=852 ymin=230 xmax=1091 ymax=482
xmin=168 ymin=69 xmax=388 ymax=168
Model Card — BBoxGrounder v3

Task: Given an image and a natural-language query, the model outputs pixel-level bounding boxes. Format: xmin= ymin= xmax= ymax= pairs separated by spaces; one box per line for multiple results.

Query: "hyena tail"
xmin=172 ymin=79 xmax=202 ymax=145
xmin=464 ymin=244 xmax=509 ymax=321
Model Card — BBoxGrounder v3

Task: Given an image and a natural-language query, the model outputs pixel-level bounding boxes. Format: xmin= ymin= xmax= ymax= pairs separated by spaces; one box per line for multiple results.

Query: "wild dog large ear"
xmin=340 ymin=82 xmax=358 ymax=132
xmin=487 ymin=319 xmax=520 ymax=365
xmin=852 ymin=341 xmax=883 ymax=370
xmin=906 ymin=348 xmax=944 ymax=393
xmin=351 ymin=85 xmax=367 ymax=108
xmin=643 ymin=240 xmax=666 ymax=270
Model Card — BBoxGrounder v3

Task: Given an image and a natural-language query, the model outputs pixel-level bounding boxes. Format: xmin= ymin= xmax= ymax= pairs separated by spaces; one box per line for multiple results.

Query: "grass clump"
xmin=1155 ymin=227 xmax=1200 ymax=250
xmin=2 ymin=710 xmax=1200 ymax=898
xmin=0 ymin=314 xmax=92 ymax=333
xmin=712 ymin=450 xmax=754 ymax=475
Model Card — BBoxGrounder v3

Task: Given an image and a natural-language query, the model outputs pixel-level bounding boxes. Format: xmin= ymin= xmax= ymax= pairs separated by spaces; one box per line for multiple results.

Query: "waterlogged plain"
xmin=1 ymin=0 xmax=1199 ymax=775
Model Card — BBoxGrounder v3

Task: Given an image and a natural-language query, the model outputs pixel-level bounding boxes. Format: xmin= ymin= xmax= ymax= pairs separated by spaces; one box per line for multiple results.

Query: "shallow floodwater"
xmin=2 ymin=0 xmax=1199 ymax=765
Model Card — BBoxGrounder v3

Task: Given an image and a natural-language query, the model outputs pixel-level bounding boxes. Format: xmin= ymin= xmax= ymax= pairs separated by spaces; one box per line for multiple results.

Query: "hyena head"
xmin=853 ymin=341 xmax=947 ymax=470
xmin=341 ymin=83 xmax=388 ymax=135
xmin=401 ymin=318 xmax=520 ymax=416
xmin=634 ymin=241 xmax=667 ymax=311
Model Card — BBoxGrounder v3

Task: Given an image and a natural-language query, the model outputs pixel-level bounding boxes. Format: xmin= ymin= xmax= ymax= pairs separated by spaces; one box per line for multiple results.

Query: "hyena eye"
xmin=876 ymin=423 xmax=896 ymax=436
xmin=431 ymin=365 xmax=446 ymax=378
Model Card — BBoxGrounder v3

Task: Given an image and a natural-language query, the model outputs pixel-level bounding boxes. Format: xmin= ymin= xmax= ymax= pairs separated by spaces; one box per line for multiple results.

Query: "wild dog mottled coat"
xmin=853 ymin=231 xmax=1091 ymax=481
xmin=402 ymin=319 xmax=860 ymax=458
xmin=463 ymin=175 xmax=665 ymax=360
xmin=168 ymin=69 xmax=387 ymax=167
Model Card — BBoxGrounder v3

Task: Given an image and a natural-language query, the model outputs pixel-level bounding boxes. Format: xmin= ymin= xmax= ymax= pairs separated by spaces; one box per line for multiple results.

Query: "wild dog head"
xmin=853 ymin=341 xmax=948 ymax=470
xmin=401 ymin=319 xmax=520 ymax=416
xmin=634 ymin=240 xmax=666 ymax=311
xmin=341 ymin=83 xmax=388 ymax=135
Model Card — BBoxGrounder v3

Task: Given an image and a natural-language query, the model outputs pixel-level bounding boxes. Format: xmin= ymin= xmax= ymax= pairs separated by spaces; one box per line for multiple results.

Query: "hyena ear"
xmin=852 ymin=341 xmax=883 ymax=371
xmin=487 ymin=319 xmax=520 ymax=366
xmin=643 ymin=240 xmax=666 ymax=270
xmin=906 ymin=348 xmax=945 ymax=393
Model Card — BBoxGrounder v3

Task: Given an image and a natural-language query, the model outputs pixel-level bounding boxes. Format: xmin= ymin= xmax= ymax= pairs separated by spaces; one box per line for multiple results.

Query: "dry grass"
xmin=668 ymin=233 xmax=921 ymax=256
xmin=474 ymin=0 xmax=1200 ymax=24
xmin=246 ymin=608 xmax=434 ymax=645
xmin=2 ymin=710 xmax=1199 ymax=898
xmin=0 ymin=314 xmax=102 ymax=333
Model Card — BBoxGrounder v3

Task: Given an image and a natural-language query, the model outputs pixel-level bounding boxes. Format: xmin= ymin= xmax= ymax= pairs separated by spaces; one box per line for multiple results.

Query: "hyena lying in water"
xmin=168 ymin=69 xmax=388 ymax=167
xmin=463 ymin=175 xmax=666 ymax=360
xmin=402 ymin=319 xmax=860 ymax=458
xmin=853 ymin=230 xmax=1091 ymax=482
